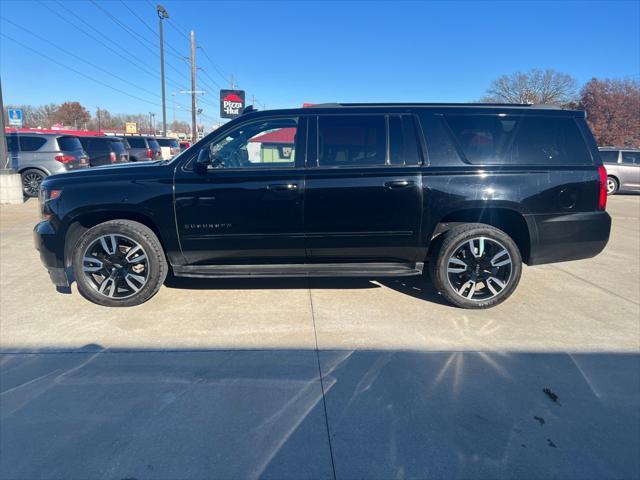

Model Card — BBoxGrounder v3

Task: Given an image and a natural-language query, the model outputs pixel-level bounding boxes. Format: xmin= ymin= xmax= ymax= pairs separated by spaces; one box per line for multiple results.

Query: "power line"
xmin=0 ymin=16 xmax=164 ymax=101
xmin=1 ymin=33 xmax=163 ymax=107
xmin=88 ymin=0 xmax=192 ymax=85
xmin=41 ymin=0 xmax=189 ymax=92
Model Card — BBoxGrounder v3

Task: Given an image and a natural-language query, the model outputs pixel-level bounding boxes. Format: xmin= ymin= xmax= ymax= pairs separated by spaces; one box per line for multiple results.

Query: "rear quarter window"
xmin=57 ymin=136 xmax=82 ymax=151
xmin=110 ymin=140 xmax=126 ymax=154
xmin=445 ymin=114 xmax=593 ymax=166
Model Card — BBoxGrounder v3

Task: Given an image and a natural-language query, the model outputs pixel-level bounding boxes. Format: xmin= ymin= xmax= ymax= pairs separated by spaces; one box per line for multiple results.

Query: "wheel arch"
xmin=64 ymin=210 xmax=165 ymax=267
xmin=428 ymin=207 xmax=532 ymax=264
xmin=19 ymin=166 xmax=50 ymax=176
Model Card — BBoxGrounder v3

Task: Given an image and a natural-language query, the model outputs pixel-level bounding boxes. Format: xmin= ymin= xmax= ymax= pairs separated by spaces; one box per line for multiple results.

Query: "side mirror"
xmin=194 ymin=148 xmax=210 ymax=174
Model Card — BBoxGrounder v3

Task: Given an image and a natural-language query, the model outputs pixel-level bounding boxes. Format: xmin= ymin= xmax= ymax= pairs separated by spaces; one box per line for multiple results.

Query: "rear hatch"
xmin=147 ymin=138 xmax=162 ymax=159
xmin=110 ymin=139 xmax=129 ymax=163
xmin=56 ymin=136 xmax=89 ymax=169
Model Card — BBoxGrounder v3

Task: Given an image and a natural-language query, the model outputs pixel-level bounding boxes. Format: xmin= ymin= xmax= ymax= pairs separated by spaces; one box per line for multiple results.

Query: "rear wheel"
xmin=606 ymin=176 xmax=619 ymax=195
xmin=429 ymin=223 xmax=522 ymax=309
xmin=21 ymin=169 xmax=46 ymax=197
xmin=72 ymin=220 xmax=167 ymax=307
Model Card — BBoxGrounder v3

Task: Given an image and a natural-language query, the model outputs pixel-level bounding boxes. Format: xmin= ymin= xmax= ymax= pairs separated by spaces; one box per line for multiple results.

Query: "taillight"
xmin=110 ymin=152 xmax=117 ymax=163
xmin=597 ymin=165 xmax=607 ymax=210
xmin=146 ymin=148 xmax=153 ymax=159
xmin=54 ymin=155 xmax=75 ymax=164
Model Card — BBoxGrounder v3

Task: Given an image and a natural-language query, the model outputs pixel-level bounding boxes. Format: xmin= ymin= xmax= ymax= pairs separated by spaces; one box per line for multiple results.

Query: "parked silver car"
xmin=599 ymin=147 xmax=640 ymax=195
xmin=5 ymin=132 xmax=89 ymax=197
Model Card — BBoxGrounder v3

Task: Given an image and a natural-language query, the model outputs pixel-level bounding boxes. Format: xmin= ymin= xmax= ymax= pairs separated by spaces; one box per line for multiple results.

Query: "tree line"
xmin=4 ymin=70 xmax=639 ymax=147
xmin=3 ymin=101 xmax=192 ymax=135
xmin=481 ymin=69 xmax=639 ymax=148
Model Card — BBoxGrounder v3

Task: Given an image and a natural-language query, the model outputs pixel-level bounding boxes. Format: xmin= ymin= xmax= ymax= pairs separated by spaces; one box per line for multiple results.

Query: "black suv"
xmin=78 ymin=136 xmax=129 ymax=166
xmin=34 ymin=103 xmax=611 ymax=308
xmin=125 ymin=136 xmax=162 ymax=161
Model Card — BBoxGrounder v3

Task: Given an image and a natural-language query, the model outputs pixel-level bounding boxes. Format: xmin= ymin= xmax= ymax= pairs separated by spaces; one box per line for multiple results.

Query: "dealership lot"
xmin=1 ymin=196 xmax=639 ymax=479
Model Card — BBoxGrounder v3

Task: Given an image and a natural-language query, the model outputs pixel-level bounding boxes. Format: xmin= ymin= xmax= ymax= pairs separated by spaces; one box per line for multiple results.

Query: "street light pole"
xmin=190 ymin=30 xmax=197 ymax=142
xmin=157 ymin=4 xmax=169 ymax=137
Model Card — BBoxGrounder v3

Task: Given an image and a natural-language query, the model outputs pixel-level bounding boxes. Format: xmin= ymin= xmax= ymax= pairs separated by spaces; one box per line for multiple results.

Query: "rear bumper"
xmin=526 ymin=211 xmax=611 ymax=265
xmin=33 ymin=220 xmax=68 ymax=287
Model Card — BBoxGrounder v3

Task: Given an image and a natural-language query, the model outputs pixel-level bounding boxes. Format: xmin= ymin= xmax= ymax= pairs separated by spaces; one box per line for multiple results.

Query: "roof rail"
xmin=306 ymin=102 xmax=564 ymax=109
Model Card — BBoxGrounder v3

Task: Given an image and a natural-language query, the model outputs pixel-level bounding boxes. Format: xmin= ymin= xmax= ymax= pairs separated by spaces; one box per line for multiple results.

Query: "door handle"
xmin=384 ymin=180 xmax=415 ymax=189
xmin=268 ymin=183 xmax=298 ymax=192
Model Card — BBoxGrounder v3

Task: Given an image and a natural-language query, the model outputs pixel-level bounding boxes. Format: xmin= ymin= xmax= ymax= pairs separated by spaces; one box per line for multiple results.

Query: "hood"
xmin=42 ymin=160 xmax=172 ymax=187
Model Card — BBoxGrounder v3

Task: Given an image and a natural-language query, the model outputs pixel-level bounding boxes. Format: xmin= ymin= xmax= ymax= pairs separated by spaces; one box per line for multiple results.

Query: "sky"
xmin=0 ymin=0 xmax=639 ymax=126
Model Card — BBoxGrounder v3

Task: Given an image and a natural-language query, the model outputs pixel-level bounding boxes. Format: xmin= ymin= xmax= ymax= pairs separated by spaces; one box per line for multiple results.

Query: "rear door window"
xmin=127 ymin=137 xmax=146 ymax=148
xmin=19 ymin=136 xmax=46 ymax=151
xmin=388 ymin=115 xmax=420 ymax=166
xmin=599 ymin=150 xmax=619 ymax=164
xmin=57 ymin=136 xmax=82 ymax=151
xmin=317 ymin=115 xmax=386 ymax=167
xmin=445 ymin=115 xmax=592 ymax=165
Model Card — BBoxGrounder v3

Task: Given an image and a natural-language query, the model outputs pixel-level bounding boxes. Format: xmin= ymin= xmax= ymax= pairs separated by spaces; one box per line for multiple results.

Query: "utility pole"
xmin=190 ymin=30 xmax=197 ymax=142
xmin=0 ymin=76 xmax=8 ymax=169
xmin=149 ymin=112 xmax=156 ymax=136
xmin=157 ymin=4 xmax=169 ymax=136
xmin=96 ymin=107 xmax=101 ymax=133
xmin=251 ymin=94 xmax=255 ymax=107
xmin=230 ymin=74 xmax=235 ymax=90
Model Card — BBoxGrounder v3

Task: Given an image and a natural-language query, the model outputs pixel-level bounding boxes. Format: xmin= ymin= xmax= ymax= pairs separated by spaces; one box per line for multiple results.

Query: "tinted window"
xmin=19 ymin=136 xmax=47 ymax=151
xmin=621 ymin=152 xmax=640 ymax=165
xmin=110 ymin=140 xmax=126 ymax=154
xmin=389 ymin=115 xmax=420 ymax=166
xmin=157 ymin=138 xmax=179 ymax=147
xmin=127 ymin=137 xmax=146 ymax=148
xmin=88 ymin=139 xmax=110 ymax=152
xmin=119 ymin=138 xmax=131 ymax=149
xmin=6 ymin=135 xmax=18 ymax=153
xmin=418 ymin=113 xmax=462 ymax=166
xmin=318 ymin=115 xmax=386 ymax=167
xmin=446 ymin=115 xmax=592 ymax=165
xmin=57 ymin=136 xmax=82 ymax=151
xmin=599 ymin=150 xmax=619 ymax=164
xmin=147 ymin=139 xmax=160 ymax=150
xmin=206 ymin=118 xmax=297 ymax=169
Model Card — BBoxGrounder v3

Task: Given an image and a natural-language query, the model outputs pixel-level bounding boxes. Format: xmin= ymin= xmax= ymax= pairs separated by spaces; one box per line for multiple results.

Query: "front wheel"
xmin=429 ymin=223 xmax=522 ymax=309
xmin=72 ymin=220 xmax=168 ymax=307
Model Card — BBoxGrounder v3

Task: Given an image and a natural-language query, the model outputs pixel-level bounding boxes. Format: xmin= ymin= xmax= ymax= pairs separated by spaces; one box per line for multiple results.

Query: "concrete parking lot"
xmin=1 ymin=196 xmax=639 ymax=479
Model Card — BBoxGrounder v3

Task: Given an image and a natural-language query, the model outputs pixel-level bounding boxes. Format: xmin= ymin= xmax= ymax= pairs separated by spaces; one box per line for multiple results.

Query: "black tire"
xmin=428 ymin=223 xmax=522 ymax=309
xmin=21 ymin=168 xmax=46 ymax=197
xmin=72 ymin=220 xmax=167 ymax=307
xmin=606 ymin=176 xmax=619 ymax=196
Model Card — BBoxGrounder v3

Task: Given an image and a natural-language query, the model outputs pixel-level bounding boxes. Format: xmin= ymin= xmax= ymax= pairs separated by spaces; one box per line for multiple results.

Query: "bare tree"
xmin=580 ymin=78 xmax=640 ymax=148
xmin=482 ymin=68 xmax=577 ymax=105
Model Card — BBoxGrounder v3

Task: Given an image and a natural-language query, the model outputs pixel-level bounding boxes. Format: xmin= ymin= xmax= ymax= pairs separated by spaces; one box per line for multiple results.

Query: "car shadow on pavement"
xmin=163 ymin=273 xmax=451 ymax=306
xmin=1 ymin=346 xmax=638 ymax=480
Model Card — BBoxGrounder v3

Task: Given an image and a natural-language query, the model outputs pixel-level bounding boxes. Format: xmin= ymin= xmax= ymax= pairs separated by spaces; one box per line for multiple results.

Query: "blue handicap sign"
xmin=8 ymin=108 xmax=23 ymax=127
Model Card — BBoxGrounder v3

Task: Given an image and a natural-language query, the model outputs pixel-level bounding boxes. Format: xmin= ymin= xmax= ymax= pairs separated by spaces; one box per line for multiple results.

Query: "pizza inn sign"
xmin=220 ymin=90 xmax=246 ymax=119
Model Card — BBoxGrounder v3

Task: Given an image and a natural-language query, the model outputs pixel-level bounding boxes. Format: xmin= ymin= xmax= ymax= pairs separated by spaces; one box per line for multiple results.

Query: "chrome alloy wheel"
xmin=22 ymin=171 xmax=43 ymax=196
xmin=81 ymin=234 xmax=149 ymax=299
xmin=446 ymin=237 xmax=512 ymax=302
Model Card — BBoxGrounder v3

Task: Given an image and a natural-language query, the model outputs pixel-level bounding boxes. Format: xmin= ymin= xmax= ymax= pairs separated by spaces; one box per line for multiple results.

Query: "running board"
xmin=173 ymin=262 xmax=424 ymax=279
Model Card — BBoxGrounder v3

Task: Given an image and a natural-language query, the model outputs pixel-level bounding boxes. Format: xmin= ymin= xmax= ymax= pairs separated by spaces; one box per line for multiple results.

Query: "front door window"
xmin=206 ymin=118 xmax=298 ymax=169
